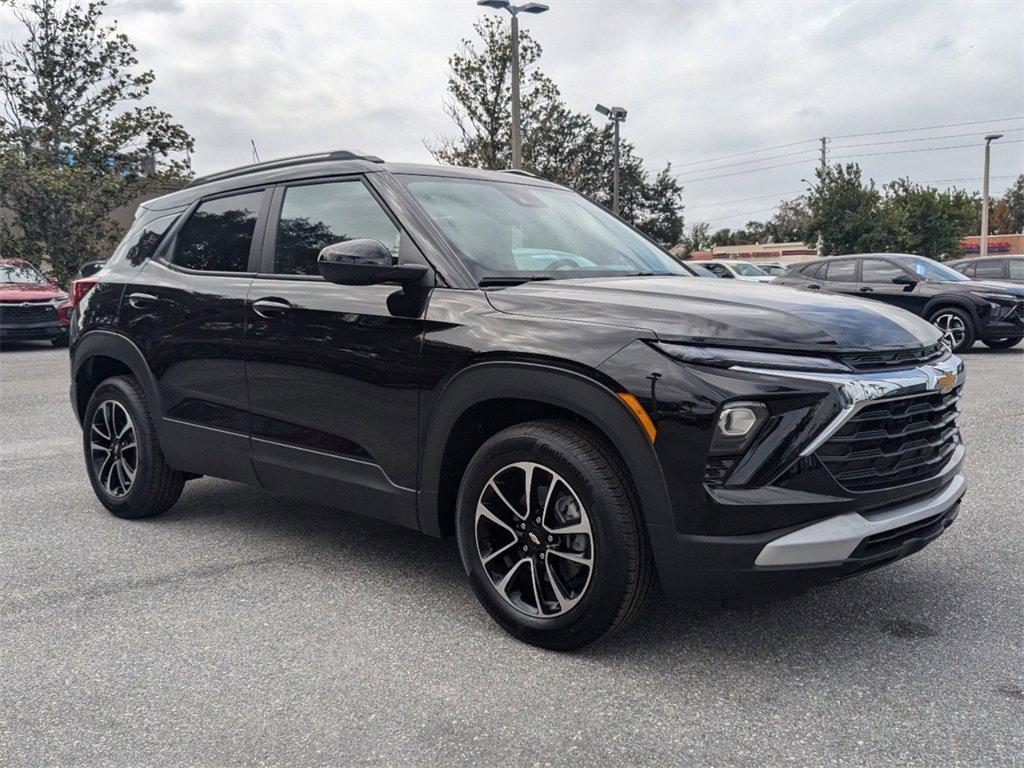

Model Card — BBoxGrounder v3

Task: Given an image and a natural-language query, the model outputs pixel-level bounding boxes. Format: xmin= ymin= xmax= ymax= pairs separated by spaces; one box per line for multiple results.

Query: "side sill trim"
xmin=754 ymin=472 xmax=966 ymax=568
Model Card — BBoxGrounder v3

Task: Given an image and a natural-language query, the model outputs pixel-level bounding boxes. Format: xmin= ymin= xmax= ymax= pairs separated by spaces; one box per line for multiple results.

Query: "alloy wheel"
xmin=932 ymin=312 xmax=966 ymax=350
xmin=89 ymin=400 xmax=138 ymax=498
xmin=474 ymin=461 xmax=594 ymax=618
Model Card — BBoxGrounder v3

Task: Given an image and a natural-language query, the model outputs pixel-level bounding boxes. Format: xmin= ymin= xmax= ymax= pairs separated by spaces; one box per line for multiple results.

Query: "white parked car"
xmin=701 ymin=260 xmax=775 ymax=282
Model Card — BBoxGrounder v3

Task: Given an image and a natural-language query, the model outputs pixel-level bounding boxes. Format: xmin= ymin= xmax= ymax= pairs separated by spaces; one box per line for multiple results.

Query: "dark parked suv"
xmin=69 ymin=152 xmax=967 ymax=649
xmin=775 ymin=254 xmax=1024 ymax=351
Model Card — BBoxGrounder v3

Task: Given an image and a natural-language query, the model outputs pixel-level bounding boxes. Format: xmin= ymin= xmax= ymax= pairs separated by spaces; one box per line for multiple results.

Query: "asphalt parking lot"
xmin=1 ymin=343 xmax=1022 ymax=767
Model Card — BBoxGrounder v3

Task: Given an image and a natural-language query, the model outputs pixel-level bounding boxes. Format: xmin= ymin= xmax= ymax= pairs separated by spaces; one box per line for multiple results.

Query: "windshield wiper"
xmin=478 ymin=275 xmax=556 ymax=287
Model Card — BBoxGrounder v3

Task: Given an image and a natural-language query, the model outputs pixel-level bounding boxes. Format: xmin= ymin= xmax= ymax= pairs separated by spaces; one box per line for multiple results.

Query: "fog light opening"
xmin=718 ymin=406 xmax=759 ymax=437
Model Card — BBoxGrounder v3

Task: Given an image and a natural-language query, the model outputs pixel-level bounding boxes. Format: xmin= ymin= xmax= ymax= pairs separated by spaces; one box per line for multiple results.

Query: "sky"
xmin=3 ymin=0 xmax=1023 ymax=233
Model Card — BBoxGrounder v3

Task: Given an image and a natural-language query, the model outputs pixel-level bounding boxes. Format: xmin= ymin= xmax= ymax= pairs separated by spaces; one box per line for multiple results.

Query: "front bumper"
xmin=599 ymin=341 xmax=967 ymax=601
xmin=978 ymin=299 xmax=1024 ymax=340
xmin=0 ymin=321 xmax=66 ymax=341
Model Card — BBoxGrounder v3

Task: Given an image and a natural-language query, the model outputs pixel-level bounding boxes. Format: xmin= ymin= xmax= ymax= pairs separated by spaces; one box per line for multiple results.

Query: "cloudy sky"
xmin=5 ymin=0 xmax=1023 ymax=231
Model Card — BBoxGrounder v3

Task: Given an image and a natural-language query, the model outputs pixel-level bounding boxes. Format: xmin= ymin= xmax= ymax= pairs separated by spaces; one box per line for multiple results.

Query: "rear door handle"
xmin=859 ymin=287 xmax=873 ymax=293
xmin=806 ymin=284 xmax=820 ymax=290
xmin=127 ymin=292 xmax=158 ymax=308
xmin=252 ymin=297 xmax=292 ymax=318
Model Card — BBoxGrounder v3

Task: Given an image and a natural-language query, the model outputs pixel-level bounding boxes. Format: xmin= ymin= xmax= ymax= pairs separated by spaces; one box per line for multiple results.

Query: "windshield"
xmin=894 ymin=256 xmax=971 ymax=282
xmin=399 ymin=176 xmax=685 ymax=282
xmin=0 ymin=262 xmax=47 ymax=285
xmin=732 ymin=262 xmax=769 ymax=277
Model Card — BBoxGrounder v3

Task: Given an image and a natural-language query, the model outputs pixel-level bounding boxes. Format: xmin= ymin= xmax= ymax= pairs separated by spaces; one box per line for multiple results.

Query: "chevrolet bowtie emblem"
xmin=936 ymin=371 xmax=957 ymax=394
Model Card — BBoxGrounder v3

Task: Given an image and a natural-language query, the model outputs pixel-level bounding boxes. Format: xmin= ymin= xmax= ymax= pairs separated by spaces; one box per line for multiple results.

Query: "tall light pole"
xmin=477 ymin=1 xmax=550 ymax=170
xmin=980 ymin=133 xmax=1003 ymax=257
xmin=596 ymin=104 xmax=627 ymax=215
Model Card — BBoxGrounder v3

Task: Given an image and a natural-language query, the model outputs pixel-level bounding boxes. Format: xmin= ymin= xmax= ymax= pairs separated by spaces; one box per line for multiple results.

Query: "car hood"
xmin=962 ymin=280 xmax=1024 ymax=297
xmin=486 ymin=275 xmax=941 ymax=352
xmin=0 ymin=283 xmax=64 ymax=302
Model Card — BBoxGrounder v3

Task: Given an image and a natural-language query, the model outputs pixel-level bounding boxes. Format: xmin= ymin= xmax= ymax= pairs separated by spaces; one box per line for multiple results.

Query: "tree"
xmin=431 ymin=16 xmax=683 ymax=246
xmin=764 ymin=196 xmax=811 ymax=243
xmin=882 ymin=178 xmax=979 ymax=260
xmin=805 ymin=163 xmax=891 ymax=255
xmin=0 ymin=0 xmax=194 ymax=283
xmin=989 ymin=174 xmax=1024 ymax=235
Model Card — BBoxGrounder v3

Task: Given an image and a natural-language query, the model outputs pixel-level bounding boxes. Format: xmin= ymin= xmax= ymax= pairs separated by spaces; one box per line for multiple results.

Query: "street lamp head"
xmin=610 ymin=106 xmax=627 ymax=121
xmin=595 ymin=103 xmax=610 ymax=116
xmin=476 ymin=0 xmax=511 ymax=9
xmin=984 ymin=133 xmax=1004 ymax=142
xmin=519 ymin=2 xmax=550 ymax=12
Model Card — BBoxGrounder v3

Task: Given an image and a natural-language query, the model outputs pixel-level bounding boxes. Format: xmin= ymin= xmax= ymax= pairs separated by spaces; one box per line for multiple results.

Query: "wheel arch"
xmin=72 ymin=331 xmax=162 ymax=427
xmin=417 ymin=361 xmax=675 ymax=543
xmin=922 ymin=295 xmax=981 ymax=322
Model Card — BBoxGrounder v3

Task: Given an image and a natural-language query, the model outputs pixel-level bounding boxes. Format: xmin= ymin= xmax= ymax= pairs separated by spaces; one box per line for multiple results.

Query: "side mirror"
xmin=317 ymin=239 xmax=428 ymax=286
xmin=891 ymin=273 xmax=917 ymax=287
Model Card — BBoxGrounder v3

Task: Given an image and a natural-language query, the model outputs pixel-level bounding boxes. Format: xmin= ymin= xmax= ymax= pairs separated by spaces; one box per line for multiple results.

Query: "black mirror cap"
xmin=317 ymin=239 xmax=428 ymax=286
xmin=891 ymin=273 xmax=917 ymax=285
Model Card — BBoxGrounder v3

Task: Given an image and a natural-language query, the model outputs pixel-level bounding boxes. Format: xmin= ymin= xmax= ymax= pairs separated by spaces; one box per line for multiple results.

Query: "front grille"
xmin=816 ymin=386 xmax=962 ymax=492
xmin=0 ymin=302 xmax=57 ymax=326
xmin=842 ymin=344 xmax=946 ymax=372
xmin=704 ymin=457 xmax=737 ymax=488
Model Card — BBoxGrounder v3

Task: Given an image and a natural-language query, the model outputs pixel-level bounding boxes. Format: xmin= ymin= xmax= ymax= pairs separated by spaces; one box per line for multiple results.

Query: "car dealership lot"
xmin=1 ymin=344 xmax=1021 ymax=767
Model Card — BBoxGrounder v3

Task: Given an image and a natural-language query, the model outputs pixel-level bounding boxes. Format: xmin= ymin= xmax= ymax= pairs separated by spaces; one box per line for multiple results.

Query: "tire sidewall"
xmin=930 ymin=307 xmax=975 ymax=352
xmin=456 ymin=427 xmax=635 ymax=645
xmin=82 ymin=378 xmax=152 ymax=516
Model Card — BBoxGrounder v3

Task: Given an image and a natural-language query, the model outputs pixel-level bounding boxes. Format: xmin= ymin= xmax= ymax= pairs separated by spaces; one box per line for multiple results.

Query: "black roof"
xmin=142 ymin=150 xmax=562 ymax=212
xmin=946 ymin=255 xmax=1014 ymax=265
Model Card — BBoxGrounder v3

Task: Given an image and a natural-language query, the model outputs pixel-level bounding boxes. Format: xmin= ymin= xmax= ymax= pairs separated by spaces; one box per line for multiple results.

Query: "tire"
xmin=982 ymin=336 xmax=1023 ymax=349
xmin=82 ymin=375 xmax=185 ymax=519
xmin=455 ymin=419 xmax=654 ymax=650
xmin=929 ymin=306 xmax=976 ymax=353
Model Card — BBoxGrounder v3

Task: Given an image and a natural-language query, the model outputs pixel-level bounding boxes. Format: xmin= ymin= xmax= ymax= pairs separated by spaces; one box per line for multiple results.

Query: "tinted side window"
xmin=111 ymin=213 xmax=179 ymax=266
xmin=173 ymin=191 xmax=263 ymax=272
xmin=974 ymin=260 xmax=1006 ymax=279
xmin=706 ymin=263 xmax=731 ymax=278
xmin=955 ymin=262 xmax=975 ymax=277
xmin=802 ymin=262 xmax=824 ymax=279
xmin=1009 ymin=259 xmax=1024 ymax=279
xmin=274 ymin=181 xmax=400 ymax=276
xmin=861 ymin=259 xmax=903 ymax=283
xmin=824 ymin=260 xmax=856 ymax=282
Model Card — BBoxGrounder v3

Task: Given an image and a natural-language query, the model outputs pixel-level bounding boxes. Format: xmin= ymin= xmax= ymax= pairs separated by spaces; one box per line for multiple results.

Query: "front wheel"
xmin=982 ymin=336 xmax=1023 ymax=349
xmin=456 ymin=420 xmax=654 ymax=650
xmin=929 ymin=307 xmax=976 ymax=352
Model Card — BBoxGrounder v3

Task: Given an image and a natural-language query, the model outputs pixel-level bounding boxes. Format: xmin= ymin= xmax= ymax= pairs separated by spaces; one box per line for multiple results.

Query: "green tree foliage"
xmin=0 ymin=0 xmax=194 ymax=283
xmin=430 ymin=16 xmax=683 ymax=246
xmin=989 ymin=174 xmax=1024 ymax=235
xmin=882 ymin=178 xmax=979 ymax=260
xmin=805 ymin=163 xmax=890 ymax=255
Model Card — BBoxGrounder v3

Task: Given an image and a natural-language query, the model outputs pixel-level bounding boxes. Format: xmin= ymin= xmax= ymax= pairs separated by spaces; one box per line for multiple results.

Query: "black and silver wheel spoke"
xmin=475 ymin=461 xmax=594 ymax=618
xmin=933 ymin=313 xmax=965 ymax=349
xmin=89 ymin=400 xmax=138 ymax=499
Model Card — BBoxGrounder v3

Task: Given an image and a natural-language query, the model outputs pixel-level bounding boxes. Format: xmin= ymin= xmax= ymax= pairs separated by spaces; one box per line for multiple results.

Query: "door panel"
xmin=857 ymin=258 xmax=929 ymax=314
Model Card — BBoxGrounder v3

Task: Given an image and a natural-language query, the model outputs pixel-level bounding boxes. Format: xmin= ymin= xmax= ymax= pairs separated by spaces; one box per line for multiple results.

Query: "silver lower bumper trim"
xmin=754 ymin=472 xmax=966 ymax=568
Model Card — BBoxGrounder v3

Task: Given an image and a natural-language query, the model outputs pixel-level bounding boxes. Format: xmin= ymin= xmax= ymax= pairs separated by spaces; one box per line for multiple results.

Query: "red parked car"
xmin=0 ymin=259 xmax=71 ymax=346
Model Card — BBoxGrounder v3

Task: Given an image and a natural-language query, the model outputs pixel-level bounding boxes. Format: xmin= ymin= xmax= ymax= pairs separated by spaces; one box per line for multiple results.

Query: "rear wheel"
xmin=456 ymin=420 xmax=653 ymax=650
xmin=929 ymin=307 xmax=976 ymax=352
xmin=982 ymin=336 xmax=1023 ymax=349
xmin=83 ymin=375 xmax=185 ymax=519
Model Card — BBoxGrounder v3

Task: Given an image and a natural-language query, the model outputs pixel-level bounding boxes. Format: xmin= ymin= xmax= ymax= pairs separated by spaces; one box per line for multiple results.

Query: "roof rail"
xmin=186 ymin=150 xmax=385 ymax=188
xmin=499 ymin=169 xmax=538 ymax=178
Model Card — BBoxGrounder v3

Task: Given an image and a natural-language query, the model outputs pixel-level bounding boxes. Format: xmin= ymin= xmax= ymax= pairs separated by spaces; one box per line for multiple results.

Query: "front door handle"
xmin=252 ymin=297 xmax=292 ymax=318
xmin=128 ymin=292 xmax=158 ymax=308
xmin=806 ymin=283 xmax=821 ymax=290
xmin=859 ymin=287 xmax=874 ymax=293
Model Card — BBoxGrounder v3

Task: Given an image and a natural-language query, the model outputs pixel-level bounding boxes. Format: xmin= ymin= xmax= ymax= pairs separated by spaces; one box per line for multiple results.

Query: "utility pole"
xmin=596 ymin=104 xmax=627 ymax=216
xmin=981 ymin=134 xmax=1003 ymax=257
xmin=477 ymin=1 xmax=550 ymax=170
xmin=816 ymin=136 xmax=827 ymax=257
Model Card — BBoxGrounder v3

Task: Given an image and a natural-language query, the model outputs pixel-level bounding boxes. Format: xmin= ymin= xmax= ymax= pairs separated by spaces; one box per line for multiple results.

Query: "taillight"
xmin=70 ymin=277 xmax=99 ymax=307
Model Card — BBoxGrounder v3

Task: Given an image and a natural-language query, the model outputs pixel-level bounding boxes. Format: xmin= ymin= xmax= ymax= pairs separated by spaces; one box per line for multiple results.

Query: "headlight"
xmin=977 ymin=292 xmax=1018 ymax=304
xmin=651 ymin=342 xmax=851 ymax=373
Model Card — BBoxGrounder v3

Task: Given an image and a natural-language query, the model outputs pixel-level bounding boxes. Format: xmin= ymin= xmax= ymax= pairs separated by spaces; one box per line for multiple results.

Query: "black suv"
xmin=69 ymin=152 xmax=967 ymax=649
xmin=775 ymin=253 xmax=1024 ymax=351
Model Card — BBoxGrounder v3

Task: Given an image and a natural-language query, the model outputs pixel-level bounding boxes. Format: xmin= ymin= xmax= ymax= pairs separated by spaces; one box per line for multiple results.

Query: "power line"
xmin=830 ymin=116 xmax=1024 ymax=140
xmin=831 ymin=138 xmax=1024 ymax=161
xmin=923 ymin=174 xmax=1018 ymax=184
xmin=687 ymin=189 xmax=805 ymax=210
xmin=697 ymin=204 xmax=788 ymax=226
xmin=832 ymin=127 xmax=1024 ymax=151
xmin=676 ymin=138 xmax=819 ymax=168
xmin=682 ymin=157 xmax=817 ymax=184
xmin=678 ymin=148 xmax=820 ymax=177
